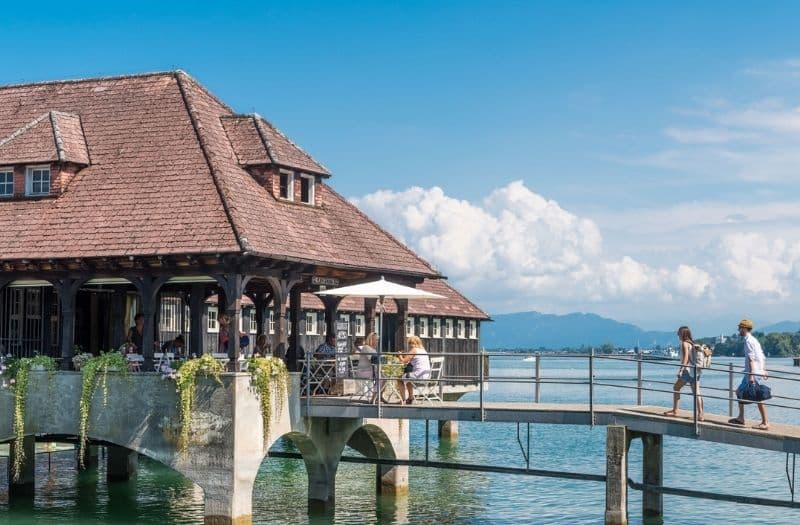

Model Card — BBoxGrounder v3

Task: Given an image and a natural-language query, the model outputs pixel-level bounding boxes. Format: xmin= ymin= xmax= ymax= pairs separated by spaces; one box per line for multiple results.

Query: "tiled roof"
xmin=301 ymin=279 xmax=490 ymax=320
xmin=0 ymin=111 xmax=89 ymax=165
xmin=0 ymin=71 xmax=437 ymax=277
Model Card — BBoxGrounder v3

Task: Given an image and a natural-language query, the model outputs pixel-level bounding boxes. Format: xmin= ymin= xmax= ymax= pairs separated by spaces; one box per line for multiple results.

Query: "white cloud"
xmin=664 ymin=127 xmax=755 ymax=144
xmin=715 ymin=233 xmax=800 ymax=296
xmin=352 ymin=181 xmax=711 ymax=313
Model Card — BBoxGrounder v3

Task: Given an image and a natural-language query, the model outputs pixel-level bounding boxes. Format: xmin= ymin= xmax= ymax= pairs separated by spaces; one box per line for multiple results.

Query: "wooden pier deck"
xmin=304 ymin=399 xmax=800 ymax=454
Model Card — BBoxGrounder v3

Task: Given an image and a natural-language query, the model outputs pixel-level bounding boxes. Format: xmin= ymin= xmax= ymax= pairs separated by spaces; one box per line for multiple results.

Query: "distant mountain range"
xmin=481 ymin=312 xmax=800 ymax=350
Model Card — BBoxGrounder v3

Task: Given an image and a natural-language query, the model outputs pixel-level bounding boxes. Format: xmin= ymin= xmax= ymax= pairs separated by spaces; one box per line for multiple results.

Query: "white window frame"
xmin=405 ymin=316 xmax=415 ymax=337
xmin=457 ymin=319 xmax=465 ymax=339
xmin=444 ymin=318 xmax=453 ymax=338
xmin=268 ymin=310 xmax=275 ymax=334
xmin=0 ymin=168 xmax=13 ymax=197
xmin=305 ymin=312 xmax=318 ymax=335
xmin=25 ymin=165 xmax=50 ymax=196
xmin=207 ymin=306 xmax=219 ymax=333
xmin=250 ymin=313 xmax=257 ymax=334
xmin=469 ymin=320 xmax=478 ymax=339
xmin=432 ymin=318 xmax=441 ymax=338
xmin=338 ymin=313 xmax=351 ymax=336
xmin=418 ymin=317 xmax=428 ymax=338
xmin=354 ymin=314 xmax=365 ymax=337
xmin=299 ymin=173 xmax=315 ymax=205
xmin=278 ymin=169 xmax=294 ymax=201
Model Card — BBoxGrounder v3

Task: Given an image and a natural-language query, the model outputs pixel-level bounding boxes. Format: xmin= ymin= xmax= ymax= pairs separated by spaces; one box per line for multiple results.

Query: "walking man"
xmin=729 ymin=319 xmax=770 ymax=430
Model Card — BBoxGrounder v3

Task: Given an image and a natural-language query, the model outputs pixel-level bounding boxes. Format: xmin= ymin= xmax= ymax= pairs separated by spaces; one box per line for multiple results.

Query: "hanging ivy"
xmin=4 ymin=355 xmax=56 ymax=481
xmin=246 ymin=357 xmax=288 ymax=444
xmin=173 ymin=354 xmax=223 ymax=451
xmin=78 ymin=351 xmax=129 ymax=468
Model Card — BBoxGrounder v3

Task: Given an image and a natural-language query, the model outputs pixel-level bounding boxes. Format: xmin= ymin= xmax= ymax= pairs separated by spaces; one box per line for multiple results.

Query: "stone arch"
xmin=343 ymin=421 xmax=409 ymax=497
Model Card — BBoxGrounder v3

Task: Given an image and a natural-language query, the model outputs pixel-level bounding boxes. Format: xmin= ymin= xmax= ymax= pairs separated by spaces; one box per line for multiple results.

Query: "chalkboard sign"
xmin=335 ymin=320 xmax=350 ymax=377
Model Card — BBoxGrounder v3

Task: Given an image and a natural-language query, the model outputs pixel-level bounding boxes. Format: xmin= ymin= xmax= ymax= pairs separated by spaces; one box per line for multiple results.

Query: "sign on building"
xmin=335 ymin=320 xmax=349 ymax=377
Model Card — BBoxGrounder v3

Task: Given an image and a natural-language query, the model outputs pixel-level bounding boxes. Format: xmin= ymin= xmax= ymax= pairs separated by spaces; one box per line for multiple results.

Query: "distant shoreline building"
xmin=0 ymin=71 xmax=489 ymax=375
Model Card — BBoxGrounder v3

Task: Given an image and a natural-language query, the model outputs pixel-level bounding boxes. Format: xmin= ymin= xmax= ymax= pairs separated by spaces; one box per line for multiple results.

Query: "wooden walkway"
xmin=304 ymin=399 xmax=800 ymax=454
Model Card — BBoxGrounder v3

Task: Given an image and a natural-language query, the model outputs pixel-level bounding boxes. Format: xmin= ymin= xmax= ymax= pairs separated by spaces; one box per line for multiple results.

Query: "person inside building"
xmin=126 ymin=313 xmax=145 ymax=353
xmin=218 ymin=313 xmax=230 ymax=353
xmin=314 ymin=333 xmax=336 ymax=358
xmin=161 ymin=334 xmax=186 ymax=358
xmin=397 ymin=335 xmax=432 ymax=405
xmin=254 ymin=334 xmax=270 ymax=357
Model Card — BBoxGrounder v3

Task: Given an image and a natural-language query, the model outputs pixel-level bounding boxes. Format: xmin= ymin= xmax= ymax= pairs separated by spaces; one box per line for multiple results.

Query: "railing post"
xmin=589 ymin=349 xmax=595 ymax=426
xmin=692 ymin=360 xmax=699 ymax=436
xmin=636 ymin=351 xmax=643 ymax=406
xmin=305 ymin=351 xmax=311 ymax=416
xmin=479 ymin=349 xmax=485 ymax=422
xmin=376 ymin=346 xmax=382 ymax=418
xmin=535 ymin=352 xmax=541 ymax=403
xmin=728 ymin=362 xmax=734 ymax=417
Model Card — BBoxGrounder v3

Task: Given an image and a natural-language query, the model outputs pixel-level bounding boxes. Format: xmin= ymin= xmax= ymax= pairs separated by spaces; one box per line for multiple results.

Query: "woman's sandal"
xmin=662 ymin=410 xmax=678 ymax=417
xmin=727 ymin=417 xmax=745 ymax=425
xmin=754 ymin=423 xmax=770 ymax=431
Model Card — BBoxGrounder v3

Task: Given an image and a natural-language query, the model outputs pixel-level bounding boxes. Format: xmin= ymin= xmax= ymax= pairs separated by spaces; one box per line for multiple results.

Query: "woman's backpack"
xmin=692 ymin=343 xmax=713 ymax=369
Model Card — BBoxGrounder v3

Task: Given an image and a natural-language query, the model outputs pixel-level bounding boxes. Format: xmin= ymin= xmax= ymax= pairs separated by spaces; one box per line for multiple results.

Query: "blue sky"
xmin=4 ymin=2 xmax=800 ymax=334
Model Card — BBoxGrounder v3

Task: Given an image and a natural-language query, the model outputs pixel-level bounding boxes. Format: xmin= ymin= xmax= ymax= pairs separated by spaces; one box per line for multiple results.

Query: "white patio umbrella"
xmin=315 ymin=276 xmax=445 ymax=352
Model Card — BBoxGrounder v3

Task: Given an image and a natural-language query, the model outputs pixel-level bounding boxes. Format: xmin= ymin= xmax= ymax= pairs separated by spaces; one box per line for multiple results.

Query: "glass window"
xmin=300 ymin=174 xmax=315 ymax=204
xmin=250 ymin=314 xmax=257 ymax=334
xmin=444 ymin=319 xmax=453 ymax=338
xmin=305 ymin=312 xmax=317 ymax=335
xmin=418 ymin=317 xmax=428 ymax=338
xmin=355 ymin=314 xmax=365 ymax=337
xmin=469 ymin=320 xmax=478 ymax=339
xmin=0 ymin=169 xmax=12 ymax=197
xmin=26 ymin=166 xmax=50 ymax=196
xmin=268 ymin=310 xmax=275 ymax=334
xmin=207 ymin=306 xmax=219 ymax=332
xmin=457 ymin=319 xmax=465 ymax=339
xmin=338 ymin=313 xmax=351 ymax=336
xmin=406 ymin=316 xmax=415 ymax=337
xmin=279 ymin=170 xmax=293 ymax=200
xmin=432 ymin=318 xmax=440 ymax=338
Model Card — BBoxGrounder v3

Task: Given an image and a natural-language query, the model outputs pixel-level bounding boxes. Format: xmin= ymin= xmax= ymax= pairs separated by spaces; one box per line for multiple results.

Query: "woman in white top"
xmin=663 ymin=326 xmax=704 ymax=421
xmin=355 ymin=332 xmax=378 ymax=379
xmin=397 ymin=335 xmax=432 ymax=405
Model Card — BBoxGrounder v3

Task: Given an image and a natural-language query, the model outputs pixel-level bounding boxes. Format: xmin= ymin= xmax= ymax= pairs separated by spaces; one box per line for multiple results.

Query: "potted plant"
xmin=72 ymin=352 xmax=93 ymax=371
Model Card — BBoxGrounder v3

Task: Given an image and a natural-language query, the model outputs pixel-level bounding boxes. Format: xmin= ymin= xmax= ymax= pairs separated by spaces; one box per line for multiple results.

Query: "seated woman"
xmin=355 ymin=332 xmax=378 ymax=379
xmin=161 ymin=334 xmax=186 ymax=358
xmin=254 ymin=334 xmax=270 ymax=357
xmin=397 ymin=335 xmax=431 ymax=405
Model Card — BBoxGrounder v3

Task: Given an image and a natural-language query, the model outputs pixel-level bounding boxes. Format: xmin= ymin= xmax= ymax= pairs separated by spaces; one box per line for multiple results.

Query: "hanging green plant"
xmin=78 ymin=351 xmax=129 ymax=468
xmin=246 ymin=356 xmax=288 ymax=443
xmin=173 ymin=354 xmax=223 ymax=451
xmin=4 ymin=355 xmax=56 ymax=481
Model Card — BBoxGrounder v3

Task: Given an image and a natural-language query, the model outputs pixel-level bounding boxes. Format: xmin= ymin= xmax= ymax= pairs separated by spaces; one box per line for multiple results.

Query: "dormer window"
xmin=0 ymin=168 xmax=12 ymax=197
xmin=300 ymin=173 xmax=315 ymax=205
xmin=25 ymin=166 xmax=50 ymax=196
xmin=279 ymin=170 xmax=294 ymax=201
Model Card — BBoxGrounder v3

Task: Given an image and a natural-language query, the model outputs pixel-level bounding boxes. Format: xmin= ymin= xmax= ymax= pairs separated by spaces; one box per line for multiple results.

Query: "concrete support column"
xmin=8 ymin=435 xmax=35 ymax=497
xmin=51 ymin=277 xmax=87 ymax=370
xmin=641 ymin=433 xmax=663 ymax=524
xmin=288 ymin=286 xmax=303 ymax=371
xmin=605 ymin=425 xmax=629 ymax=525
xmin=437 ymin=420 xmax=459 ymax=441
xmin=394 ymin=299 xmax=409 ymax=353
xmin=77 ymin=444 xmax=99 ymax=471
xmin=203 ymin=480 xmax=255 ymax=525
xmin=107 ymin=445 xmax=138 ymax=482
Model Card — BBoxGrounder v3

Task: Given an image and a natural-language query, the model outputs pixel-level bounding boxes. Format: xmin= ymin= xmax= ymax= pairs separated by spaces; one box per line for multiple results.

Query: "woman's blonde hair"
xmin=365 ymin=332 xmax=379 ymax=348
xmin=256 ymin=334 xmax=269 ymax=350
xmin=407 ymin=335 xmax=423 ymax=349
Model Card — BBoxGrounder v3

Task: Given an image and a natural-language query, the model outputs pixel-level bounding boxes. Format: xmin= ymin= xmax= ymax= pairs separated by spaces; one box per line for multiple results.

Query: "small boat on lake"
xmin=523 ymin=356 xmax=537 ymax=362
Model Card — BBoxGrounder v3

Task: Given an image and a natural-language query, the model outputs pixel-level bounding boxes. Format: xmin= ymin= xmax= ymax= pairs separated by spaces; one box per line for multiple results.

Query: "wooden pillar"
xmin=605 ymin=425 xmax=629 ymax=525
xmin=288 ymin=286 xmax=304 ymax=371
xmin=89 ymin=292 xmax=99 ymax=353
xmin=364 ymin=297 xmax=377 ymax=336
xmin=322 ymin=296 xmax=342 ymax=343
xmin=131 ymin=276 xmax=169 ymax=371
xmin=8 ymin=435 xmax=35 ymax=498
xmin=266 ymin=276 xmax=301 ymax=362
xmin=51 ymin=277 xmax=87 ymax=370
xmin=107 ymin=445 xmax=138 ymax=482
xmin=189 ymin=284 xmax=206 ymax=356
xmin=641 ymin=433 xmax=663 ymax=524
xmin=215 ymin=274 xmax=250 ymax=371
xmin=110 ymin=288 xmax=126 ymax=349
xmin=41 ymin=287 xmax=53 ymax=356
xmin=394 ymin=299 xmax=409 ymax=353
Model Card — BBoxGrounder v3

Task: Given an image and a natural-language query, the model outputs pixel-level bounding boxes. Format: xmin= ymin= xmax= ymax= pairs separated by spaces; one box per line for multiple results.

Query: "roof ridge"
xmin=0 ymin=112 xmax=51 ymax=149
xmin=255 ymin=114 xmax=331 ymax=175
xmin=48 ymin=111 xmax=65 ymax=162
xmin=323 ymin=182 xmax=440 ymax=277
xmin=173 ymin=70 xmax=235 ymax=114
xmin=0 ymin=70 xmax=178 ymax=91
xmin=174 ymin=72 xmax=248 ymax=254
xmin=435 ymin=278 xmax=491 ymax=320
xmin=250 ymin=113 xmax=277 ymax=164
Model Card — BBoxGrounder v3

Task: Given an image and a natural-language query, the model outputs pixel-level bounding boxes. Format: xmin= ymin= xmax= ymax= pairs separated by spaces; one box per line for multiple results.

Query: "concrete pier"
xmin=605 ymin=425 xmax=628 ymax=525
xmin=438 ymin=420 xmax=459 ymax=440
xmin=8 ymin=435 xmax=35 ymax=498
xmin=107 ymin=445 xmax=138 ymax=482
xmin=78 ymin=444 xmax=99 ymax=471
xmin=641 ymin=433 xmax=663 ymax=524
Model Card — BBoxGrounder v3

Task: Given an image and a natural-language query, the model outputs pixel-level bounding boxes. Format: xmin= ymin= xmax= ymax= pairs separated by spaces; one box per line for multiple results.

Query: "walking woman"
xmin=663 ymin=325 xmax=704 ymax=421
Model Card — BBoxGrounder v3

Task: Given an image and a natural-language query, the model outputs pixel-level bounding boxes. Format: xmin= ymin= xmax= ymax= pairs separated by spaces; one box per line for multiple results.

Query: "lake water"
xmin=1 ymin=356 xmax=799 ymax=524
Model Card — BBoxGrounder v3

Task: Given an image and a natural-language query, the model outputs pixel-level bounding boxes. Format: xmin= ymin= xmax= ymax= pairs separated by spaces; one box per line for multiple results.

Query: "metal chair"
xmin=411 ymin=356 xmax=444 ymax=404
